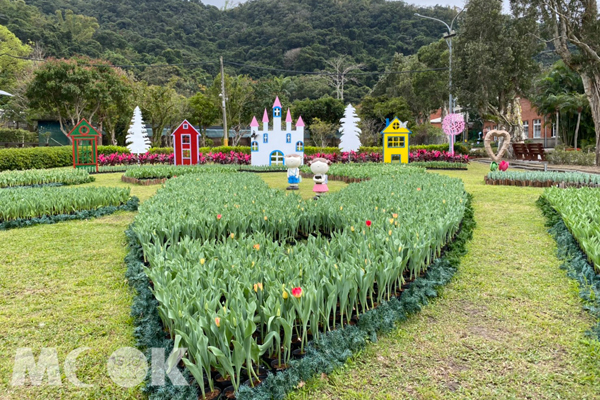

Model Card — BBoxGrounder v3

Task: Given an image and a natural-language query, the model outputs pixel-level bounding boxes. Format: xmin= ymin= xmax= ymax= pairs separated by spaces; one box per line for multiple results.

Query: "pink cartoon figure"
xmin=310 ymin=157 xmax=331 ymax=199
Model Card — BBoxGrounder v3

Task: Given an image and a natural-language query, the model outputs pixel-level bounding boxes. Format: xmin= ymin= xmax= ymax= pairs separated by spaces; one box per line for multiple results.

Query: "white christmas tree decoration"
xmin=339 ymin=103 xmax=361 ymax=152
xmin=126 ymin=106 xmax=151 ymax=154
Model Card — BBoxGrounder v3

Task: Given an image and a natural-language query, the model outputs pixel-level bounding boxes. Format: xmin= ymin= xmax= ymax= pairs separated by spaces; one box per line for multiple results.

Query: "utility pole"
xmin=415 ymin=8 xmax=466 ymax=154
xmin=220 ymin=56 xmax=229 ymax=147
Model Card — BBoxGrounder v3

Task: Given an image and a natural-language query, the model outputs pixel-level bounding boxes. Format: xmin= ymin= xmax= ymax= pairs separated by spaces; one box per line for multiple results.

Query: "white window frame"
xmin=523 ymin=121 xmax=528 ymax=138
xmin=533 ymin=119 xmax=542 ymax=138
xmin=552 ymin=123 xmax=557 ymax=138
xmin=270 ymin=151 xmax=284 ymax=166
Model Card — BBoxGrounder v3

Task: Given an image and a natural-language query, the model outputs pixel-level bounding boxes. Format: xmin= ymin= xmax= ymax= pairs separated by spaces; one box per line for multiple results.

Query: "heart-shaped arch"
xmin=484 ymin=130 xmax=512 ymax=163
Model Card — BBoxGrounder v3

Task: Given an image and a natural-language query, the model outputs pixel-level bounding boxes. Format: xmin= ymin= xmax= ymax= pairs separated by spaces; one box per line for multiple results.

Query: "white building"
xmin=250 ymin=97 xmax=305 ymax=166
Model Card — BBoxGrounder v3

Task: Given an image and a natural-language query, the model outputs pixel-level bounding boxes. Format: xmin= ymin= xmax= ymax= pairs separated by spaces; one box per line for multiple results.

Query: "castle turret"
xmin=250 ymin=116 xmax=259 ymax=133
xmin=285 ymin=108 xmax=292 ymax=132
xmin=262 ymin=109 xmax=269 ymax=131
xmin=273 ymin=97 xmax=282 ymax=132
xmin=296 ymin=116 xmax=305 ymax=135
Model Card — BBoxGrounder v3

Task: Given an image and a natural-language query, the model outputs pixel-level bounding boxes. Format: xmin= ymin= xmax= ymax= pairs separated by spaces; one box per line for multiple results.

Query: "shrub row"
xmin=0 ymin=128 xmax=38 ymax=143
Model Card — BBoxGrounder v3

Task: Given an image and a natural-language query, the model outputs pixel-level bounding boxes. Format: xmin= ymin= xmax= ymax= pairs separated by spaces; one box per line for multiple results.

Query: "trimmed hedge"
xmin=97 ymin=145 xmax=130 ymax=155
xmin=0 ymin=147 xmax=72 ymax=171
xmin=304 ymin=146 xmax=340 ymax=155
xmin=0 ymin=128 xmax=38 ymax=143
xmin=0 ymin=145 xmax=132 ymax=171
xmin=359 ymin=143 xmax=470 ymax=155
xmin=148 ymin=147 xmax=174 ymax=155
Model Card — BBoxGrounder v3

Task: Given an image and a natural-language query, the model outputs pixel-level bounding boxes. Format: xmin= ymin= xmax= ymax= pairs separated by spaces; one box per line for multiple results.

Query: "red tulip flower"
xmin=217 ymin=214 xmax=222 ymax=220
xmin=499 ymin=160 xmax=509 ymax=171
xmin=366 ymin=220 xmax=372 ymax=227
xmin=291 ymin=287 xmax=302 ymax=298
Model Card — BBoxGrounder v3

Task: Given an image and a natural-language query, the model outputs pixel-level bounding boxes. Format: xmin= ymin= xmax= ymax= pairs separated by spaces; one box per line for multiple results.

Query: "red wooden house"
xmin=172 ymin=120 xmax=200 ymax=165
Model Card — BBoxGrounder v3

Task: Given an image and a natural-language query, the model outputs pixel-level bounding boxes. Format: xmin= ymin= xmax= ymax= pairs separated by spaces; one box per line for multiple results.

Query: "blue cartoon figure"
xmin=285 ymin=154 xmax=302 ymax=190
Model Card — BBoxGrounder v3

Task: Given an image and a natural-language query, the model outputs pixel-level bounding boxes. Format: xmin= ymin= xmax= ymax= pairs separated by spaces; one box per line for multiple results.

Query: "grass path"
xmin=0 ymin=173 xmax=160 ymax=399
xmin=289 ymin=163 xmax=600 ymax=399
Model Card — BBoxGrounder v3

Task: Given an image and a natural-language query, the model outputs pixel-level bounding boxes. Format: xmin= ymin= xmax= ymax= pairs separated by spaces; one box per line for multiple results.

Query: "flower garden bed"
xmin=537 ymin=190 xmax=600 ymax=342
xmin=485 ymin=171 xmax=600 ymax=188
xmin=0 ymin=186 xmax=138 ymax=230
xmin=0 ymin=168 xmax=94 ymax=188
xmin=126 ymin=165 xmax=472 ymax=399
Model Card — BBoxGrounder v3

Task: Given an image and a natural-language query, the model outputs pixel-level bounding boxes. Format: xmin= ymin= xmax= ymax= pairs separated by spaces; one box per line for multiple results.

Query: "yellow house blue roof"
xmin=381 ymin=117 xmax=412 ymax=135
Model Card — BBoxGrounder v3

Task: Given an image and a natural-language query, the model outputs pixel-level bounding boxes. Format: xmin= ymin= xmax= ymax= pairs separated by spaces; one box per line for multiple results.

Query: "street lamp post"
xmin=415 ymin=9 xmax=466 ymax=153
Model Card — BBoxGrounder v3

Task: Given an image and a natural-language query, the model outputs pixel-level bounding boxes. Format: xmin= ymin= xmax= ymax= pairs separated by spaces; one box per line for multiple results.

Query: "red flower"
xmin=366 ymin=220 xmax=372 ymax=227
xmin=291 ymin=287 xmax=302 ymax=298
xmin=217 ymin=214 xmax=222 ymax=220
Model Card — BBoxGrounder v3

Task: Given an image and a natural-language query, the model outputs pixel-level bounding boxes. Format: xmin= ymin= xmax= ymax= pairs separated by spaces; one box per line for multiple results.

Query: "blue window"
xmin=263 ymin=133 xmax=268 ymax=143
xmin=286 ymin=133 xmax=291 ymax=143
xmin=273 ymin=108 xmax=281 ymax=118
xmin=296 ymin=141 xmax=304 ymax=152
xmin=251 ymin=141 xmax=259 ymax=152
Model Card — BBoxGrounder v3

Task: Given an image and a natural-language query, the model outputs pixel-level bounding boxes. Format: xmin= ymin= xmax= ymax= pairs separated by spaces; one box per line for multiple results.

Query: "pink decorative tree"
xmin=442 ymin=114 xmax=466 ymax=155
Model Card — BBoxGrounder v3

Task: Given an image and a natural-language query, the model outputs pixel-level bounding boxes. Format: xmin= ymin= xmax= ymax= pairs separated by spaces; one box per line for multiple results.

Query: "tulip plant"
xmin=133 ymin=165 xmax=468 ymax=395
xmin=543 ymin=187 xmax=600 ymax=272
xmin=0 ymin=186 xmax=131 ymax=222
xmin=0 ymin=168 xmax=93 ymax=188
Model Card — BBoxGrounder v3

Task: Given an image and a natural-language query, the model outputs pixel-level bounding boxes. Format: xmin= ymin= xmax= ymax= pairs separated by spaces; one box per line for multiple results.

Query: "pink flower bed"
xmin=409 ymin=149 xmax=469 ymax=163
xmin=99 ymin=150 xmax=468 ymax=166
xmin=98 ymin=151 xmax=251 ymax=166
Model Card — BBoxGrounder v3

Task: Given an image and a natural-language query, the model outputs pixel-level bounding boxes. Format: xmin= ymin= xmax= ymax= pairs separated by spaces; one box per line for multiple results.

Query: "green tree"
xmin=207 ymin=74 xmax=255 ymax=146
xmin=0 ymin=25 xmax=31 ymax=91
xmin=26 ymin=57 xmax=124 ymax=141
xmin=98 ymin=69 xmax=135 ymax=145
xmin=454 ymin=0 xmax=541 ymax=142
xmin=189 ymin=92 xmax=220 ymax=147
xmin=292 ymin=96 xmax=345 ymax=127
xmin=308 ymin=117 xmax=339 ymax=147
xmin=136 ymin=81 xmax=182 ymax=146
xmin=510 ymin=0 xmax=600 ymax=163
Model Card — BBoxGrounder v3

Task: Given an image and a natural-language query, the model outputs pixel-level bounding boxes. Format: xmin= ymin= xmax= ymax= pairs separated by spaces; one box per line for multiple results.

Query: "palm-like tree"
xmin=562 ymin=93 xmax=589 ymax=149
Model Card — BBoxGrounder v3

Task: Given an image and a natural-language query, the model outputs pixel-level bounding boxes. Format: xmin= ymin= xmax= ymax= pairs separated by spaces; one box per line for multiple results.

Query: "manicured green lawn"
xmin=289 ymin=162 xmax=600 ymax=399
xmin=0 ymin=173 xmax=162 ymax=399
xmin=2 ymin=165 xmax=600 ymax=399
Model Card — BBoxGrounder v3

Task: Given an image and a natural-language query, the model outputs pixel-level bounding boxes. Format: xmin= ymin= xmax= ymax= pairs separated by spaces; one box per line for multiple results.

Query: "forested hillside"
xmin=2 ymin=0 xmax=455 ymax=85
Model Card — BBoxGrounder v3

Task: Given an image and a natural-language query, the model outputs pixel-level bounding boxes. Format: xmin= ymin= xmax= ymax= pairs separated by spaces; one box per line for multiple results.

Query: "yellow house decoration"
xmin=381 ymin=117 xmax=411 ymax=164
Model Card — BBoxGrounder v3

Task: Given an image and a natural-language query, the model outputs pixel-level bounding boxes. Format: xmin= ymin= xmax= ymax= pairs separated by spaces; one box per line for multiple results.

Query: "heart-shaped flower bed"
xmin=131 ymin=164 xmax=468 ymax=397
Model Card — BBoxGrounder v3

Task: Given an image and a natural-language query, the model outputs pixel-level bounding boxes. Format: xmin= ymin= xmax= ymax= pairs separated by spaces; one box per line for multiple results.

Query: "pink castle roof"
xmin=296 ymin=116 xmax=305 ymax=127
xmin=285 ymin=109 xmax=292 ymax=123
xmin=250 ymin=116 xmax=259 ymax=127
xmin=273 ymin=96 xmax=282 ymax=108
xmin=262 ymin=109 xmax=269 ymax=123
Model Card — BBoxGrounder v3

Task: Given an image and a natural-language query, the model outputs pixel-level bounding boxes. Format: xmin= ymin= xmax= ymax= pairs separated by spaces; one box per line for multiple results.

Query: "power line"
xmin=0 ymin=53 xmax=449 ymax=76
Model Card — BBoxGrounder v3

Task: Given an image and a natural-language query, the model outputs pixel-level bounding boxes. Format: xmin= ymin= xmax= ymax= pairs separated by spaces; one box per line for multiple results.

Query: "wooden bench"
xmin=512 ymin=143 xmax=529 ymax=160
xmin=527 ymin=143 xmax=547 ymax=161
xmin=511 ymin=143 xmax=547 ymax=161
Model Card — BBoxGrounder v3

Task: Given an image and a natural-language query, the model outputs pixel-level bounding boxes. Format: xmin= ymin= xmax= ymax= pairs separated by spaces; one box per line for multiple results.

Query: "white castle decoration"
xmin=250 ymin=97 xmax=305 ymax=166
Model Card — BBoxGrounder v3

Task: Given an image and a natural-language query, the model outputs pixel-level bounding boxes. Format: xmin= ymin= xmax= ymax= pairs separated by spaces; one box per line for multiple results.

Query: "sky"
xmin=201 ymin=0 xmax=512 ymax=12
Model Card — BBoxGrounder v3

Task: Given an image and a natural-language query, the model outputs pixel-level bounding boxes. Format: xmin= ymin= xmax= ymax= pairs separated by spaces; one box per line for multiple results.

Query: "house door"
xmin=181 ymin=134 xmax=191 ymax=165
xmin=391 ymin=154 xmax=402 ymax=163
